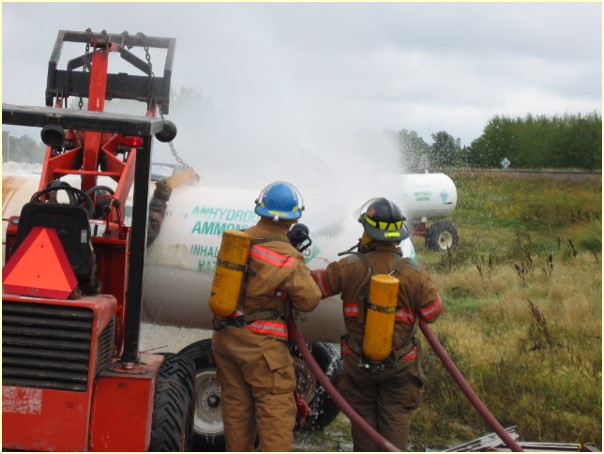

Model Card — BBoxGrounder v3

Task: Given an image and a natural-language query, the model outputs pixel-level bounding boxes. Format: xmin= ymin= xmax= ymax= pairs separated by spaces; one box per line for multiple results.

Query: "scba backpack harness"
xmin=209 ymin=228 xmax=309 ymax=331
xmin=340 ymin=250 xmax=421 ymax=373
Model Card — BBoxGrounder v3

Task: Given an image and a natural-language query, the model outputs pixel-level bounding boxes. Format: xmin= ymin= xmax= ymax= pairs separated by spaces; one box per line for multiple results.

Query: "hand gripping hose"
xmin=287 ymin=316 xmax=400 ymax=452
xmin=419 ymin=319 xmax=524 ymax=452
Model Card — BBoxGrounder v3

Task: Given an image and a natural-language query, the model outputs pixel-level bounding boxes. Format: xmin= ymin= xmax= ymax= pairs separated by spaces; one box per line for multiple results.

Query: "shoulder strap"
xmin=388 ymin=256 xmax=422 ymax=344
xmin=385 ymin=252 xmax=422 ymax=277
xmin=240 ymin=235 xmax=293 ymax=317
xmin=338 ymin=250 xmax=374 ymax=323
xmin=251 ymin=235 xmax=291 ymax=246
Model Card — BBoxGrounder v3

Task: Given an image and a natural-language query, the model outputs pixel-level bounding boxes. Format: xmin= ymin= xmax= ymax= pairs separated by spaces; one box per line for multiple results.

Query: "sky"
xmin=2 ymin=2 xmax=602 ymax=187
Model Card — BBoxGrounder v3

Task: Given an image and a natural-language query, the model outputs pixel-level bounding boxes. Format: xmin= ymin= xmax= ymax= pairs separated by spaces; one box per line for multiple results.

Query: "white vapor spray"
xmin=151 ymin=10 xmax=407 ymax=237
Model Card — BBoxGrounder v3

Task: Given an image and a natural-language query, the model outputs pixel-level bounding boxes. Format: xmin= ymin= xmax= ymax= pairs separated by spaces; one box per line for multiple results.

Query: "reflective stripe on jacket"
xmin=312 ymin=243 xmax=444 ymax=352
xmin=240 ymin=219 xmax=321 ymax=340
xmin=246 ymin=320 xmax=289 ymax=339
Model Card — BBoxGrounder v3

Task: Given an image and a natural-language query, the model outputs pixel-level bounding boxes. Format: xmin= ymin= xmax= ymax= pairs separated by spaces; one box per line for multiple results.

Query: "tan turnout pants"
xmin=337 ymin=354 xmax=423 ymax=451
xmin=212 ymin=326 xmax=297 ymax=452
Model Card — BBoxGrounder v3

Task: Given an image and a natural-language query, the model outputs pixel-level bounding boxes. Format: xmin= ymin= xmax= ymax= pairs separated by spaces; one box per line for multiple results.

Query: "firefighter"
xmin=211 ymin=181 xmax=322 ymax=452
xmin=147 ymin=167 xmax=198 ymax=246
xmin=311 ymin=197 xmax=444 ymax=451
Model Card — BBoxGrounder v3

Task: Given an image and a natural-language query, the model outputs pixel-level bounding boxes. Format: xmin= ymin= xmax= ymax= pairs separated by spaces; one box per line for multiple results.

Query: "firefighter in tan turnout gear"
xmin=312 ymin=197 xmax=444 ymax=451
xmin=210 ymin=181 xmax=321 ymax=452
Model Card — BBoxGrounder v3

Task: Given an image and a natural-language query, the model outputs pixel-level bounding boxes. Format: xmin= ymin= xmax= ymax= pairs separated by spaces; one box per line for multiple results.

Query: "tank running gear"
xmin=359 ymin=197 xmax=408 ymax=241
xmin=255 ymin=181 xmax=304 ymax=221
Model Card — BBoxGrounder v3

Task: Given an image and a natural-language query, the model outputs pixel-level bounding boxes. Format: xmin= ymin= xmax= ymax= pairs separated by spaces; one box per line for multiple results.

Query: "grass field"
xmin=409 ymin=172 xmax=602 ymax=450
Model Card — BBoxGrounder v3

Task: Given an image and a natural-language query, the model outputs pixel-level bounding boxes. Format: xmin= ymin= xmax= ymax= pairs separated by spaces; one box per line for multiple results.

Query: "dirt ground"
xmin=140 ymin=323 xmax=211 ymax=354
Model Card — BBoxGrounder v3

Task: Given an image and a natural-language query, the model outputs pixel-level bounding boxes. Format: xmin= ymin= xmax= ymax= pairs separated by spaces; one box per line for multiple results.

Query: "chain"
xmin=157 ymin=108 xmax=190 ymax=168
xmin=121 ymin=30 xmax=132 ymax=50
xmin=136 ymin=32 xmax=154 ymax=77
xmin=137 ymin=31 xmax=190 ymax=168
xmin=79 ymin=31 xmax=91 ymax=110
xmin=169 ymin=141 xmax=189 ymax=168
xmin=89 ymin=30 xmax=190 ymax=168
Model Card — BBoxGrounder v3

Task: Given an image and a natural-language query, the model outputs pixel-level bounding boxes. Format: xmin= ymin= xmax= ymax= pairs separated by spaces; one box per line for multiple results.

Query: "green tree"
xmin=464 ymin=113 xmax=602 ymax=169
xmin=429 ymin=130 xmax=462 ymax=168
xmin=398 ymin=129 xmax=431 ymax=171
xmin=551 ymin=112 xmax=602 ymax=170
xmin=3 ymin=133 xmax=46 ymax=163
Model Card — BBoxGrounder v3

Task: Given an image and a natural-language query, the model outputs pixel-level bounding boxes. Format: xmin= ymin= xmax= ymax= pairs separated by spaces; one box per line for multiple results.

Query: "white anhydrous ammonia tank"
xmin=395 ymin=173 xmax=458 ymax=220
xmin=141 ymin=184 xmax=355 ymax=341
xmin=2 ymin=172 xmax=457 ymax=342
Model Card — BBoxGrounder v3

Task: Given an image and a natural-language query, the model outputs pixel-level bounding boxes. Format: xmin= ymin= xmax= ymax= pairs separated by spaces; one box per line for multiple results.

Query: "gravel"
xmin=140 ymin=323 xmax=211 ymax=354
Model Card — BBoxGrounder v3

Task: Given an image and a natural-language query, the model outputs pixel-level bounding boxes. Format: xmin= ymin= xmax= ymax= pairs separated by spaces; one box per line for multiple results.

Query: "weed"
xmin=409 ymin=174 xmax=601 ymax=450
xmin=541 ymin=254 xmax=554 ymax=277
xmin=524 ymin=299 xmax=556 ymax=351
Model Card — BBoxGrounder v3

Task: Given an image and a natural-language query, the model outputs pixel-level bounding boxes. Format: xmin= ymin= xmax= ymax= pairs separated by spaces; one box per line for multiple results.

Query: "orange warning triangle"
xmin=3 ymin=226 xmax=78 ymax=299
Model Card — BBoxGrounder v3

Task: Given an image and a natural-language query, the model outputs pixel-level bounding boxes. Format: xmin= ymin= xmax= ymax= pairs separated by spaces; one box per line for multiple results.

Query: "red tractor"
xmin=2 ymin=30 xmax=195 ymax=451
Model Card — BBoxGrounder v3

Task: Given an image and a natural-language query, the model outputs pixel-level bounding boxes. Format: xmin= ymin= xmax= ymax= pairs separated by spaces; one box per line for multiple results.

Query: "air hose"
xmin=418 ymin=319 xmax=524 ymax=452
xmin=287 ymin=316 xmax=400 ymax=452
xmin=289 ymin=316 xmax=524 ymax=452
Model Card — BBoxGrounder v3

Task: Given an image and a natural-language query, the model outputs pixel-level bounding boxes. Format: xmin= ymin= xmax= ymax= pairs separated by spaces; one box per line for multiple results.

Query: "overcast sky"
xmin=2 ymin=2 xmax=601 ymax=184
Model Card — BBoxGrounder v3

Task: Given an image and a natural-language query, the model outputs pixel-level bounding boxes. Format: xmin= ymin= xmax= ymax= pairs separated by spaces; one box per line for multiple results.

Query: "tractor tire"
xmin=179 ymin=339 xmax=226 ymax=451
xmin=425 ymin=220 xmax=459 ymax=252
xmin=292 ymin=341 xmax=342 ymax=430
xmin=149 ymin=353 xmax=196 ymax=452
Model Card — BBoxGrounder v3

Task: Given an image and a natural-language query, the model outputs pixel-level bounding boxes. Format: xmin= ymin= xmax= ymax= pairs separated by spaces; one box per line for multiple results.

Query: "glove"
xmin=287 ymin=223 xmax=312 ymax=253
xmin=154 ymin=179 xmax=172 ymax=201
xmin=165 ymin=167 xmax=199 ymax=189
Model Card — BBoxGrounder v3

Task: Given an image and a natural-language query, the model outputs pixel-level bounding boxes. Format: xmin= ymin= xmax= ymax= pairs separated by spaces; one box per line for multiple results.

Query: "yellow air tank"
xmin=209 ymin=230 xmax=251 ymax=318
xmin=363 ymin=274 xmax=399 ymax=362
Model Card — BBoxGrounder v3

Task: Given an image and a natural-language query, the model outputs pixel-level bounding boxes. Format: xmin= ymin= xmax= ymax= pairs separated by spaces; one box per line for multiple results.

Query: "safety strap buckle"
xmin=212 ymin=315 xmax=245 ymax=330
xmin=357 ymin=359 xmax=386 ymax=374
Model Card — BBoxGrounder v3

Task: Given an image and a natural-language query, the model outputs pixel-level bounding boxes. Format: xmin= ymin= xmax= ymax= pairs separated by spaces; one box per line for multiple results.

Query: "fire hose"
xmin=418 ymin=319 xmax=523 ymax=452
xmin=288 ymin=316 xmax=524 ymax=452
xmin=288 ymin=316 xmax=400 ymax=452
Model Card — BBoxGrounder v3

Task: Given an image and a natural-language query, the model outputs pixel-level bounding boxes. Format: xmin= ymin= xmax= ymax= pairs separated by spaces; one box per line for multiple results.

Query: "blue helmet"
xmin=254 ymin=181 xmax=304 ymax=221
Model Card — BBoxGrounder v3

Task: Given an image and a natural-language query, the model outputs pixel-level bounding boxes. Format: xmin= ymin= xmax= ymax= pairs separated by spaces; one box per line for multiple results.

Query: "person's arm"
xmin=416 ymin=269 xmax=444 ymax=323
xmin=147 ymin=179 xmax=172 ymax=247
xmin=310 ymin=257 xmax=348 ymax=299
xmin=147 ymin=168 xmax=199 ymax=247
xmin=284 ymin=260 xmax=322 ymax=313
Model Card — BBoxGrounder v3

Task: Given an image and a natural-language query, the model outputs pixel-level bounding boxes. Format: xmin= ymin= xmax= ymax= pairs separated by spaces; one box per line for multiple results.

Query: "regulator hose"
xmin=287 ymin=316 xmax=400 ymax=452
xmin=419 ymin=319 xmax=524 ymax=452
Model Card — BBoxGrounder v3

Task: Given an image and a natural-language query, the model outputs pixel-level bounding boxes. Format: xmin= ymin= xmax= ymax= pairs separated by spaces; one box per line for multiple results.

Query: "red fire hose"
xmin=287 ymin=316 xmax=400 ymax=452
xmin=419 ymin=319 xmax=524 ymax=452
xmin=289 ymin=316 xmax=524 ymax=452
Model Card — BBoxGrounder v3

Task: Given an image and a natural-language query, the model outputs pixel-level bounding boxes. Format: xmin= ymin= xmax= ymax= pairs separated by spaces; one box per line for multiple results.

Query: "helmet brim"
xmin=255 ymin=205 xmax=302 ymax=220
xmin=364 ymin=223 xmax=409 ymax=242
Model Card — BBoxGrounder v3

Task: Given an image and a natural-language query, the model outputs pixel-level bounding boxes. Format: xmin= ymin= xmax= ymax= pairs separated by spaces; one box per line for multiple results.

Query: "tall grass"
xmin=410 ymin=174 xmax=602 ymax=450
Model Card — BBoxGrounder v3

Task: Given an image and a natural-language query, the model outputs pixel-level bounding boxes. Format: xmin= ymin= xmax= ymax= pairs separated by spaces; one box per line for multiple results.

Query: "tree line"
xmin=399 ymin=112 xmax=602 ymax=171
xmin=2 ymin=131 xmax=46 ymax=164
xmin=3 ymin=111 xmax=601 ymax=170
